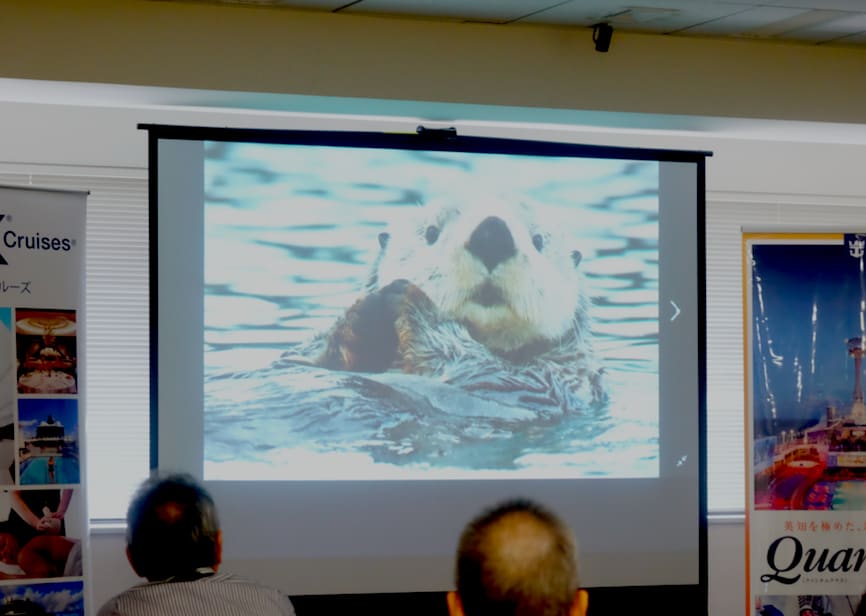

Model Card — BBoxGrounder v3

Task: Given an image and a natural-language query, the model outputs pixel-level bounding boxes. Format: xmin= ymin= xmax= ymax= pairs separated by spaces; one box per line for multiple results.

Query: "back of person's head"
xmin=125 ymin=472 xmax=222 ymax=581
xmin=447 ymin=499 xmax=587 ymax=616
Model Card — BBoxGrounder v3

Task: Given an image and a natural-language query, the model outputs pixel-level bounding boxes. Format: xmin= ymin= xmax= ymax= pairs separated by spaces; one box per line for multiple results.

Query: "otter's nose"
xmin=466 ymin=216 xmax=516 ymax=272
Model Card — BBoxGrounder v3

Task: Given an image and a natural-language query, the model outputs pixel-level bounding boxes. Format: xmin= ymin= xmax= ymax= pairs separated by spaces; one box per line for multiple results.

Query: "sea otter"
xmin=290 ymin=194 xmax=606 ymax=413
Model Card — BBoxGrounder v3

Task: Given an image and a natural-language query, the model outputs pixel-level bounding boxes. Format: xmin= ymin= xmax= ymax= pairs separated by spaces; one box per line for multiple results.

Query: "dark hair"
xmin=125 ymin=473 xmax=221 ymax=581
xmin=455 ymin=499 xmax=579 ymax=616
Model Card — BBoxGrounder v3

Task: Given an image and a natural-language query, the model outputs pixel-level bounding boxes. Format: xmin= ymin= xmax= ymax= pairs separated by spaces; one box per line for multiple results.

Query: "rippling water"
xmin=203 ymin=142 xmax=659 ymax=480
xmin=20 ymin=455 xmax=78 ymax=485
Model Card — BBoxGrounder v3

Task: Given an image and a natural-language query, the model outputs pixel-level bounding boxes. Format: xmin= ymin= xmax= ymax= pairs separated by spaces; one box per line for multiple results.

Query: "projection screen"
xmin=146 ymin=124 xmax=707 ymax=602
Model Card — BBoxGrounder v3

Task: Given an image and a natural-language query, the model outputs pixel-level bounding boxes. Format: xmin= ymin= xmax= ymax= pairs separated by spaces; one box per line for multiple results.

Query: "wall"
xmin=2 ymin=3 xmax=865 ymax=615
xmin=3 ymin=98 xmax=866 ymax=615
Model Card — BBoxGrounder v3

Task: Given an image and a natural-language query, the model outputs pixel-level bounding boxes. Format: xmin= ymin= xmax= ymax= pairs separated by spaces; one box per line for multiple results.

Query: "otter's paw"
xmin=315 ymin=279 xmax=433 ymax=372
xmin=316 ymin=283 xmax=408 ymax=372
xmin=380 ymin=281 xmax=441 ymax=351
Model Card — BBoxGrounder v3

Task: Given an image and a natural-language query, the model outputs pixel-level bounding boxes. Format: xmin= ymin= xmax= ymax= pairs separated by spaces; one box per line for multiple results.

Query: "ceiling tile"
xmin=153 ymin=0 xmax=866 ymax=46
xmin=681 ymin=6 xmax=811 ymax=36
xmin=516 ymin=0 xmax=624 ymax=26
xmin=340 ymin=0 xmax=571 ymax=23
xmin=724 ymin=0 xmax=866 ymax=10
xmin=829 ymin=30 xmax=866 ymax=44
xmin=520 ymin=0 xmax=748 ymax=34
xmin=780 ymin=12 xmax=866 ymax=43
xmin=742 ymin=9 xmax=850 ymax=36
xmin=193 ymin=0 xmax=347 ymax=9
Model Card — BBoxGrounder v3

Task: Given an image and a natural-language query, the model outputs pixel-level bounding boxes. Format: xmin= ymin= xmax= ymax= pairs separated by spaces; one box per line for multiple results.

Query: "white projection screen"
xmin=146 ymin=124 xmax=708 ymax=612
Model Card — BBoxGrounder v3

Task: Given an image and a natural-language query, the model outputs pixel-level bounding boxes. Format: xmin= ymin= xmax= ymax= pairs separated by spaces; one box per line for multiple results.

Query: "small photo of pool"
xmin=17 ymin=398 xmax=79 ymax=486
xmin=20 ymin=454 xmax=79 ymax=485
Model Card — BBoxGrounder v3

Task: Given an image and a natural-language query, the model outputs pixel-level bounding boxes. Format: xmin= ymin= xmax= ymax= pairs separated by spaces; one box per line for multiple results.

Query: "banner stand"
xmin=746 ymin=231 xmax=866 ymax=616
xmin=0 ymin=185 xmax=88 ymax=616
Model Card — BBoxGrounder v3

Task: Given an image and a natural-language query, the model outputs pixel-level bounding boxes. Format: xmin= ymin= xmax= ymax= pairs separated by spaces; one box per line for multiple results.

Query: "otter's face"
xmin=374 ymin=196 xmax=587 ymax=353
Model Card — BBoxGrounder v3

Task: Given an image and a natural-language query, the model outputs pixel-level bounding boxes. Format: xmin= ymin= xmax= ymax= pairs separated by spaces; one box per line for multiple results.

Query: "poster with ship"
xmin=746 ymin=232 xmax=866 ymax=616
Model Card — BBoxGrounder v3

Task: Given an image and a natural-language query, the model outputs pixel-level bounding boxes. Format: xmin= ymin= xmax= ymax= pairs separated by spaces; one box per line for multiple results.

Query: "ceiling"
xmin=170 ymin=0 xmax=866 ymax=46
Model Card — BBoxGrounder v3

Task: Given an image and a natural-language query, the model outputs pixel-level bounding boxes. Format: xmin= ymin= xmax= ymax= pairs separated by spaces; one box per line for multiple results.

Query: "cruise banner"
xmin=746 ymin=232 xmax=866 ymax=616
xmin=0 ymin=186 xmax=87 ymax=616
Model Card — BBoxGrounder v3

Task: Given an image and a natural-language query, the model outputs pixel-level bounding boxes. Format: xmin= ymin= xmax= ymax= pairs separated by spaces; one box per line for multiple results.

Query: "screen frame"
xmin=143 ymin=122 xmax=709 ymax=610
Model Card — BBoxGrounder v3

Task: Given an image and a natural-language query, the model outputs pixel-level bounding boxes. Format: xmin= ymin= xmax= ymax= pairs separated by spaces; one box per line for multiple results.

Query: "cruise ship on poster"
xmin=755 ymin=336 xmax=866 ymax=511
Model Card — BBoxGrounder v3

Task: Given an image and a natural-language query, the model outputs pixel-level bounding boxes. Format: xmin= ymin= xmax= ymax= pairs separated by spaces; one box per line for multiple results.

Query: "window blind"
xmin=0 ymin=170 xmax=149 ymax=521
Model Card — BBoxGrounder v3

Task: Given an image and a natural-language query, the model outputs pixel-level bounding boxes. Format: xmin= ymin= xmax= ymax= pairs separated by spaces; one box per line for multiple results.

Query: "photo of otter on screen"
xmin=203 ymin=143 xmax=660 ymax=481
xmin=295 ymin=193 xmax=605 ymax=412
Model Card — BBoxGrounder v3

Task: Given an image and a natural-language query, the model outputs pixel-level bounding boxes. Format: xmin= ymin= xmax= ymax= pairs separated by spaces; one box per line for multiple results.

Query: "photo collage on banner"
xmin=747 ymin=232 xmax=866 ymax=616
xmin=0 ymin=186 xmax=87 ymax=616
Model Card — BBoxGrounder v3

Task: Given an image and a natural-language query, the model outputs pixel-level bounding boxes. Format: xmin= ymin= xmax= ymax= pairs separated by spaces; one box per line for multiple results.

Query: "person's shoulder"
xmin=208 ymin=571 xmax=277 ymax=588
xmin=95 ymin=584 xmax=148 ymax=616
xmin=208 ymin=571 xmax=290 ymax=597
xmin=207 ymin=572 xmax=296 ymax=615
xmin=97 ymin=575 xmax=295 ymax=616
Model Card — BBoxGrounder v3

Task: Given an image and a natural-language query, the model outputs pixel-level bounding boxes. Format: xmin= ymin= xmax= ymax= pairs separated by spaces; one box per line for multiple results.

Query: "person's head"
xmin=125 ymin=473 xmax=222 ymax=581
xmin=447 ymin=499 xmax=587 ymax=616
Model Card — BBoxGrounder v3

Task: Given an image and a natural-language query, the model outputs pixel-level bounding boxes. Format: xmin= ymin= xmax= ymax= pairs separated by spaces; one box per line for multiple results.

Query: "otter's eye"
xmin=425 ymin=225 xmax=440 ymax=245
xmin=532 ymin=233 xmax=545 ymax=252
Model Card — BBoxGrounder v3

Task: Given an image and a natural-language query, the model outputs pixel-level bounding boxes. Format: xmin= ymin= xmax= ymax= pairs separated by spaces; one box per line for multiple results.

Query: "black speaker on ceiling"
xmin=592 ymin=22 xmax=614 ymax=53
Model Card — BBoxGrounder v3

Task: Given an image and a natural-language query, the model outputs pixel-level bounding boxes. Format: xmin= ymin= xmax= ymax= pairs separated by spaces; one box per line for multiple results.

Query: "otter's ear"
xmin=378 ymin=232 xmax=390 ymax=250
xmin=571 ymin=250 xmax=583 ymax=268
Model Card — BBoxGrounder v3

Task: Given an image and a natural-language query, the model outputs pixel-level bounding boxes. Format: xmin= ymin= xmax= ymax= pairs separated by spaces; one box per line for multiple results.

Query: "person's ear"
xmin=446 ymin=591 xmax=465 ymax=616
xmin=570 ymin=589 xmax=589 ymax=616
xmin=213 ymin=531 xmax=223 ymax=570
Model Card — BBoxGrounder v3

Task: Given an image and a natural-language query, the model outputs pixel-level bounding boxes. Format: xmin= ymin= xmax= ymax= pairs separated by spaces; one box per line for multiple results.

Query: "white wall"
xmin=3 ymin=97 xmax=866 ymax=616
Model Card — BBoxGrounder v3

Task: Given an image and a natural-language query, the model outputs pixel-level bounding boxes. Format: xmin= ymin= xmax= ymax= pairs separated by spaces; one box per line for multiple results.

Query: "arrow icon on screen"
xmin=670 ymin=300 xmax=681 ymax=322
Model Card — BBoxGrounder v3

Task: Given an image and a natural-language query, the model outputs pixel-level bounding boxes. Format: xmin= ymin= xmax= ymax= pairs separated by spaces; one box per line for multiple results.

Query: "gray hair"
xmin=455 ymin=499 xmax=579 ymax=616
xmin=125 ymin=473 xmax=221 ymax=581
